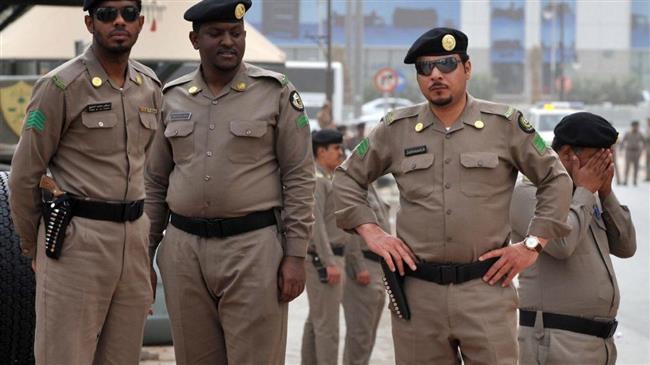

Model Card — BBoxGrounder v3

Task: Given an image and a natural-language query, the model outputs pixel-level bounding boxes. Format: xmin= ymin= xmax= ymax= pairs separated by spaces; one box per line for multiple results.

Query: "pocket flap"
xmin=401 ymin=153 xmax=434 ymax=173
xmin=81 ymin=113 xmax=117 ymax=129
xmin=460 ymin=152 xmax=498 ymax=168
xmin=164 ymin=121 xmax=195 ymax=138
xmin=139 ymin=112 xmax=158 ymax=130
xmin=229 ymin=121 xmax=267 ymax=138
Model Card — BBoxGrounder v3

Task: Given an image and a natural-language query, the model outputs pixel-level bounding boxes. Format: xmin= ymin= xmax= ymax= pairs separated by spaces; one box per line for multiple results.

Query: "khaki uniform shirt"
xmin=145 ymin=63 xmax=314 ymax=257
xmin=511 ymin=182 xmax=636 ymax=319
xmin=9 ymin=46 xmax=162 ymax=257
xmin=622 ymin=130 xmax=645 ymax=152
xmin=334 ymin=95 xmax=572 ymax=263
xmin=311 ymin=164 xmax=352 ymax=266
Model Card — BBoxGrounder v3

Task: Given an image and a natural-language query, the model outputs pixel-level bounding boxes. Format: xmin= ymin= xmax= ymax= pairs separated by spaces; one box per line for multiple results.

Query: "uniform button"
xmin=98 ymin=122 xmax=104 ymax=127
xmin=445 ymin=183 xmax=451 ymax=189
xmin=446 ymin=209 xmax=452 ymax=215
xmin=212 ymin=100 xmax=218 ymax=105
xmin=445 ymin=134 xmax=451 ymax=139
xmin=245 ymin=129 xmax=252 ymax=136
xmin=444 ymin=158 xmax=451 ymax=164
xmin=204 ymin=175 xmax=210 ymax=181
xmin=209 ymin=124 xmax=215 ymax=130
xmin=206 ymin=151 xmax=213 ymax=157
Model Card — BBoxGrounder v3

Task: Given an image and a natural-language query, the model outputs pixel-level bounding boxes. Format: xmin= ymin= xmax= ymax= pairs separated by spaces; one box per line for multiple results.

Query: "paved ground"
xmin=140 ymin=176 xmax=650 ymax=365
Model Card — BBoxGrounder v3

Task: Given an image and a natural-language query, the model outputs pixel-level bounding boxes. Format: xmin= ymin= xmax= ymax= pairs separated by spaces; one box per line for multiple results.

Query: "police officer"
xmin=144 ymin=1 xmax=314 ymax=364
xmin=645 ymin=118 xmax=650 ymax=182
xmin=621 ymin=120 xmax=645 ymax=186
xmin=301 ymin=129 xmax=348 ymax=365
xmin=9 ymin=1 xmax=161 ymax=363
xmin=512 ymin=112 xmax=636 ymax=365
xmin=341 ymin=182 xmax=390 ymax=365
xmin=333 ymin=27 xmax=572 ymax=364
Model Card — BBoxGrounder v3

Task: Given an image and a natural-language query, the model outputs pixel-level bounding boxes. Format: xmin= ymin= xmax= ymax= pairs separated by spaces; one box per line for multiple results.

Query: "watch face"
xmin=525 ymin=237 xmax=537 ymax=249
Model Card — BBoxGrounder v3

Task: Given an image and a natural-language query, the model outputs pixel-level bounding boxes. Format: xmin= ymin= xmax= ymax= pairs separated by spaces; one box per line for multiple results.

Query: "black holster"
xmin=42 ymin=194 xmax=73 ymax=260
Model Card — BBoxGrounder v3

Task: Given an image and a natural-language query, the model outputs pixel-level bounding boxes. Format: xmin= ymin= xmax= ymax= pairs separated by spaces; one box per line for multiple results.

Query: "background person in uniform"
xmin=620 ymin=120 xmax=645 ymax=186
xmin=144 ymin=1 xmax=315 ymax=364
xmin=341 ymin=182 xmax=390 ymax=365
xmin=333 ymin=27 xmax=572 ymax=364
xmin=645 ymin=117 xmax=650 ymax=181
xmin=317 ymin=100 xmax=335 ymax=130
xmin=347 ymin=122 xmax=366 ymax=153
xmin=301 ymin=129 xmax=348 ymax=365
xmin=512 ymin=112 xmax=636 ymax=365
xmin=9 ymin=0 xmax=161 ymax=363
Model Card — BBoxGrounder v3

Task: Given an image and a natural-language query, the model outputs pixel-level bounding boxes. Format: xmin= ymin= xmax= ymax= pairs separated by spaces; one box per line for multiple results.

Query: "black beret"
xmin=404 ymin=27 xmax=468 ymax=64
xmin=553 ymin=112 xmax=618 ymax=149
xmin=312 ymin=129 xmax=343 ymax=145
xmin=83 ymin=0 xmax=141 ymax=11
xmin=184 ymin=0 xmax=252 ymax=24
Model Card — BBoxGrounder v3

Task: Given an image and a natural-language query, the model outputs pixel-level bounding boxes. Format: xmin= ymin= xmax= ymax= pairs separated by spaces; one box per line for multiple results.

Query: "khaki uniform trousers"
xmin=624 ymin=149 xmax=641 ymax=184
xmin=34 ymin=215 xmax=152 ymax=365
xmin=392 ymin=276 xmax=518 ymax=365
xmin=301 ymin=255 xmax=345 ymax=365
xmin=519 ymin=323 xmax=616 ymax=365
xmin=342 ymin=259 xmax=385 ymax=365
xmin=157 ymin=224 xmax=287 ymax=365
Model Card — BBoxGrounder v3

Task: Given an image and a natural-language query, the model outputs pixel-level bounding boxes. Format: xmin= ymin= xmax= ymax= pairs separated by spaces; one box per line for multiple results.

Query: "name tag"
xmin=86 ymin=102 xmax=112 ymax=113
xmin=170 ymin=112 xmax=192 ymax=121
xmin=404 ymin=145 xmax=427 ymax=157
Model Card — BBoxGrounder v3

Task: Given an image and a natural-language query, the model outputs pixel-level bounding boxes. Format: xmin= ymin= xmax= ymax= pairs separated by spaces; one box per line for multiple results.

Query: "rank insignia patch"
xmin=25 ymin=110 xmax=46 ymax=132
xmin=170 ymin=112 xmax=192 ymax=121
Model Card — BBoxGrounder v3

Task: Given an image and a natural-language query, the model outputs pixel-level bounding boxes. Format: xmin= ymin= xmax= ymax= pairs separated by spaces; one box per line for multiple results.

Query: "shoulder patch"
xmin=478 ymin=99 xmax=517 ymax=121
xmin=162 ymin=72 xmax=194 ymax=94
xmin=289 ymin=91 xmax=305 ymax=112
xmin=296 ymin=114 xmax=309 ymax=129
xmin=518 ymin=114 xmax=535 ymax=134
xmin=51 ymin=75 xmax=67 ymax=90
xmin=355 ymin=138 xmax=369 ymax=158
xmin=25 ymin=110 xmax=46 ymax=133
xmin=130 ymin=60 xmax=161 ymax=86
xmin=246 ymin=63 xmax=287 ymax=86
xmin=45 ymin=57 xmax=85 ymax=91
xmin=532 ymin=132 xmax=547 ymax=155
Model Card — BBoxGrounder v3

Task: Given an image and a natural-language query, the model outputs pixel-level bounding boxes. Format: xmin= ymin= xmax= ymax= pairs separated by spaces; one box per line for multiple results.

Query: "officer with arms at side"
xmin=9 ymin=0 xmax=161 ymax=363
xmin=333 ymin=27 xmax=572 ymax=364
xmin=145 ymin=1 xmax=315 ymax=364
xmin=301 ymin=129 xmax=348 ymax=365
xmin=512 ymin=112 xmax=636 ymax=365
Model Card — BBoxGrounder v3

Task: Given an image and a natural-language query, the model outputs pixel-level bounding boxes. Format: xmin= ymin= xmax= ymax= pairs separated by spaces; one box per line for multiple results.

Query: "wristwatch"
xmin=524 ymin=235 xmax=544 ymax=253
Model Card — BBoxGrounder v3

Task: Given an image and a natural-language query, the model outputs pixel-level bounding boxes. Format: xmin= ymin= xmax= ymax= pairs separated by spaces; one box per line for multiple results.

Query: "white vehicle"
xmin=527 ymin=102 xmax=584 ymax=144
xmin=284 ymin=61 xmax=343 ymax=130
xmin=361 ymin=97 xmax=413 ymax=116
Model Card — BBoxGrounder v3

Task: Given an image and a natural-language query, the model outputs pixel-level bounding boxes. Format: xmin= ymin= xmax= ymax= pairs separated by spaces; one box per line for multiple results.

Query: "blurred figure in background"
xmin=621 ymin=120 xmax=645 ymax=186
xmin=317 ymin=100 xmax=335 ymax=130
xmin=645 ymin=118 xmax=650 ymax=182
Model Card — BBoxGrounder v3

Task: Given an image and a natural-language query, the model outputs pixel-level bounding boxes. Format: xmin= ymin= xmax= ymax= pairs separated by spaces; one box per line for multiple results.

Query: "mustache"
xmin=429 ymin=82 xmax=448 ymax=90
xmin=109 ymin=28 xmax=130 ymax=36
xmin=217 ymin=47 xmax=238 ymax=55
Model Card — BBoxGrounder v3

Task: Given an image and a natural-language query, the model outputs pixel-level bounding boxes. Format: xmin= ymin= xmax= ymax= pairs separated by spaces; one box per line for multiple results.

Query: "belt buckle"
xmin=606 ymin=320 xmax=618 ymax=338
xmin=439 ymin=265 xmax=457 ymax=285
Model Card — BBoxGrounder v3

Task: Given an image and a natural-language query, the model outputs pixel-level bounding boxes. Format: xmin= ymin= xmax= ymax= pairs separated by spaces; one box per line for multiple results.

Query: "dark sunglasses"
xmin=415 ymin=57 xmax=460 ymax=76
xmin=94 ymin=6 xmax=140 ymax=23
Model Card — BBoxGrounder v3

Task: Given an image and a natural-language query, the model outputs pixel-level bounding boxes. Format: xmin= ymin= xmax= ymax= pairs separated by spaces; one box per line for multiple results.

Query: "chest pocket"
xmin=81 ymin=112 xmax=119 ymax=153
xmin=227 ymin=121 xmax=269 ymax=164
xmin=138 ymin=112 xmax=158 ymax=149
xmin=396 ymin=153 xmax=434 ymax=200
xmin=164 ymin=121 xmax=195 ymax=164
xmin=459 ymin=152 xmax=499 ymax=197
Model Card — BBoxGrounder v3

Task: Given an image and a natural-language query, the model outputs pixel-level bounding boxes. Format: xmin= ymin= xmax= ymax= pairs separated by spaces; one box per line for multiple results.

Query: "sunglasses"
xmin=94 ymin=6 xmax=140 ymax=23
xmin=415 ymin=57 xmax=460 ymax=76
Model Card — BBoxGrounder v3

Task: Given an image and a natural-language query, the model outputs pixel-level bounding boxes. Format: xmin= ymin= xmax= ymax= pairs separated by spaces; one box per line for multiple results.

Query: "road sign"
xmin=373 ymin=67 xmax=399 ymax=93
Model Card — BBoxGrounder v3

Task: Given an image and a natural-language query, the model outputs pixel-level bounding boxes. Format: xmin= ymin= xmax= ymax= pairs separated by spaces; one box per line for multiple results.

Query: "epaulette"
xmin=162 ymin=72 xmax=195 ymax=94
xmin=384 ymin=103 xmax=422 ymax=125
xmin=130 ymin=60 xmax=162 ymax=87
xmin=45 ymin=57 xmax=85 ymax=91
xmin=246 ymin=63 xmax=289 ymax=87
xmin=477 ymin=99 xmax=518 ymax=121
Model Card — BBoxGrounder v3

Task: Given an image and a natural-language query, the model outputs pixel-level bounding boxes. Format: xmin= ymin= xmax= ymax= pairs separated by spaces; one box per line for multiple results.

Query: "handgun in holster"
xmin=381 ymin=260 xmax=411 ymax=320
xmin=40 ymin=176 xmax=73 ymax=259
xmin=310 ymin=253 xmax=329 ymax=283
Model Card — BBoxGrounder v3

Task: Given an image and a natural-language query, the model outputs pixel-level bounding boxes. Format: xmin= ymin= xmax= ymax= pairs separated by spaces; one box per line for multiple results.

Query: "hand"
xmin=571 ymin=149 xmax=610 ymax=193
xmin=278 ymin=256 xmax=306 ymax=302
xmin=357 ymin=223 xmax=417 ymax=276
xmin=598 ymin=149 xmax=615 ymax=199
xmin=355 ymin=270 xmax=371 ymax=286
xmin=479 ymin=242 xmax=539 ymax=287
xmin=31 ymin=259 xmax=36 ymax=273
xmin=148 ymin=266 xmax=157 ymax=315
xmin=326 ymin=265 xmax=341 ymax=285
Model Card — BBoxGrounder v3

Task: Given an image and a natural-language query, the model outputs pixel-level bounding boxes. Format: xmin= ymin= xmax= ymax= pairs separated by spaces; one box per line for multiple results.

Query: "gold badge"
xmin=235 ymin=81 xmax=247 ymax=91
xmin=91 ymin=77 xmax=103 ymax=88
xmin=442 ymin=34 xmax=456 ymax=52
xmin=415 ymin=122 xmax=424 ymax=132
xmin=188 ymin=86 xmax=200 ymax=95
xmin=135 ymin=74 xmax=143 ymax=85
xmin=474 ymin=120 xmax=485 ymax=129
xmin=234 ymin=3 xmax=246 ymax=20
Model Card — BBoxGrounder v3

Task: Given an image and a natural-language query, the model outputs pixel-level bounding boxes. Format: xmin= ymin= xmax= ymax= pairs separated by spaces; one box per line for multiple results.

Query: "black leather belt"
xmin=519 ymin=310 xmax=618 ymax=339
xmin=170 ymin=209 xmax=276 ymax=238
xmin=363 ymin=250 xmax=382 ymax=263
xmin=405 ymin=257 xmax=498 ymax=285
xmin=332 ymin=246 xmax=345 ymax=256
xmin=71 ymin=198 xmax=144 ymax=222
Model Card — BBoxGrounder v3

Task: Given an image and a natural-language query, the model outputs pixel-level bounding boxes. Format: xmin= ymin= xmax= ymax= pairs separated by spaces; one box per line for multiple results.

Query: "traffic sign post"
xmin=373 ymin=67 xmax=399 ymax=94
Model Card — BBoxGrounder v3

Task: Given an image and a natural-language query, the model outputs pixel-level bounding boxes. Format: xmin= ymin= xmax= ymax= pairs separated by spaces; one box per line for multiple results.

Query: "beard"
xmin=430 ymin=95 xmax=453 ymax=106
xmin=94 ymin=32 xmax=135 ymax=55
